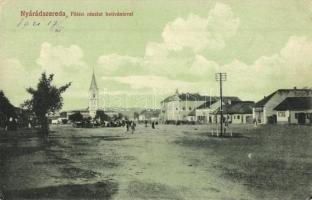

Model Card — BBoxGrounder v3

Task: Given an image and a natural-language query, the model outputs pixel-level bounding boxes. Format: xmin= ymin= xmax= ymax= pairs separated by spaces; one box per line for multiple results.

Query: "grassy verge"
xmin=175 ymin=125 xmax=312 ymax=200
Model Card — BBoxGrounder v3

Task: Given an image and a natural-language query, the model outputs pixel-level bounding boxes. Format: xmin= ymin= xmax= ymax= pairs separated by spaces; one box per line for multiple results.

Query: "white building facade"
xmin=253 ymin=88 xmax=312 ymax=124
xmin=160 ymin=90 xmax=215 ymax=123
xmin=274 ymin=97 xmax=312 ymax=124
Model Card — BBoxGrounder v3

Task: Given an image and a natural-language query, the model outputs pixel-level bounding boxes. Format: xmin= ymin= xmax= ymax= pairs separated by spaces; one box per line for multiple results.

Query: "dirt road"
xmin=1 ymin=124 xmax=311 ymax=199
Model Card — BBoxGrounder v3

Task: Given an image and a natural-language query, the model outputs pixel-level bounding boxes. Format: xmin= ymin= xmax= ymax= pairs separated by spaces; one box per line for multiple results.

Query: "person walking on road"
xmin=126 ymin=121 xmax=130 ymax=132
xmin=131 ymin=121 xmax=136 ymax=134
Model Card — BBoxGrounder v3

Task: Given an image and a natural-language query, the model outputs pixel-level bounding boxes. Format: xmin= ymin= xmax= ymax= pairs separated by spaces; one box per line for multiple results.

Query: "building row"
xmin=63 ymin=70 xmax=312 ymax=126
xmin=160 ymin=88 xmax=312 ymax=125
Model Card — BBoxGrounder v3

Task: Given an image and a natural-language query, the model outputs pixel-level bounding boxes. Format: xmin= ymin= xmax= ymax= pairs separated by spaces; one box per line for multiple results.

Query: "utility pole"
xmin=215 ymin=73 xmax=227 ymax=136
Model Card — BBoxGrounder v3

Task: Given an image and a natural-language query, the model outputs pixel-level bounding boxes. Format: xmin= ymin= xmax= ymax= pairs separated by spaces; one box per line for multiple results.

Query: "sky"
xmin=0 ymin=0 xmax=312 ymax=110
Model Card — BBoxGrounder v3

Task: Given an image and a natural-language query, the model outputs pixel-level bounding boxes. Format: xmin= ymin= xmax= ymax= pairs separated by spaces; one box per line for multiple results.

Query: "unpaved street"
xmin=1 ymin=124 xmax=311 ymax=200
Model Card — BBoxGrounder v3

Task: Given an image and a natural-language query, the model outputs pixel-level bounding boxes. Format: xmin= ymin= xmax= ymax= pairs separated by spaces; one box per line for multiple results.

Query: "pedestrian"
xmin=253 ymin=118 xmax=258 ymax=127
xmin=131 ymin=121 xmax=136 ymax=134
xmin=151 ymin=121 xmax=155 ymax=129
xmin=145 ymin=120 xmax=148 ymax=127
xmin=126 ymin=121 xmax=130 ymax=132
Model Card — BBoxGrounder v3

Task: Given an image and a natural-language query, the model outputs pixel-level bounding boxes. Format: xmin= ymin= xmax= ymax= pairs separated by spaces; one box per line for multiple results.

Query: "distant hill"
xmin=106 ymin=107 xmax=155 ymax=118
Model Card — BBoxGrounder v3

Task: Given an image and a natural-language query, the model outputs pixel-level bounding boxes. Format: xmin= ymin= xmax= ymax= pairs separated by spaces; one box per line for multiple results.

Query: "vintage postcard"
xmin=0 ymin=0 xmax=312 ymax=199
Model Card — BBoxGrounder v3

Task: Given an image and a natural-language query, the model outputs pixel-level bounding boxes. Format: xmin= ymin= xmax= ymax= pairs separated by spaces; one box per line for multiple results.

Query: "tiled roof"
xmin=178 ymin=93 xmax=217 ymax=101
xmin=196 ymin=100 xmax=217 ymax=109
xmin=274 ymin=97 xmax=312 ymax=111
xmin=196 ymin=98 xmax=242 ymax=110
xmin=254 ymin=92 xmax=276 ymax=107
xmin=255 ymin=89 xmax=312 ymax=107
xmin=161 ymin=93 xmax=240 ymax=103
xmin=215 ymin=101 xmax=255 ymax=114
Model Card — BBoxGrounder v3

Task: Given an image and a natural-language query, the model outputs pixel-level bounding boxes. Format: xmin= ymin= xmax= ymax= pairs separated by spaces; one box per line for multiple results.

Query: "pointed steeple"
xmin=89 ymin=69 xmax=99 ymax=118
xmin=89 ymin=70 xmax=98 ymax=90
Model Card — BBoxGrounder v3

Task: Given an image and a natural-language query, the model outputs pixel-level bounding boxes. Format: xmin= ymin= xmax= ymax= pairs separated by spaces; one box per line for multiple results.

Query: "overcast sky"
xmin=0 ymin=0 xmax=312 ymax=110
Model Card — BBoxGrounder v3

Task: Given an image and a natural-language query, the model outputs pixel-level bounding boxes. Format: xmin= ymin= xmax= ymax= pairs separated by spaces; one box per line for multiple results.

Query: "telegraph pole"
xmin=215 ymin=73 xmax=227 ymax=136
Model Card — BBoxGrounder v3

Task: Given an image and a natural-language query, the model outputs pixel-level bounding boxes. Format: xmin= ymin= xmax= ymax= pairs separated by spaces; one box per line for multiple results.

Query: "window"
xmin=295 ymin=113 xmax=298 ymax=119
xmin=237 ymin=115 xmax=240 ymax=119
xmin=189 ymin=107 xmax=192 ymax=111
xmin=182 ymin=107 xmax=185 ymax=110
xmin=278 ymin=111 xmax=286 ymax=117
xmin=176 ymin=108 xmax=179 ymax=111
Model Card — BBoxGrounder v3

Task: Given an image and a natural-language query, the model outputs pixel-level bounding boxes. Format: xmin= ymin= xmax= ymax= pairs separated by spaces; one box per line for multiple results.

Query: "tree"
xmin=0 ymin=91 xmax=16 ymax=128
xmin=95 ymin=110 xmax=110 ymax=122
xmin=24 ymin=73 xmax=71 ymax=136
xmin=69 ymin=112 xmax=83 ymax=122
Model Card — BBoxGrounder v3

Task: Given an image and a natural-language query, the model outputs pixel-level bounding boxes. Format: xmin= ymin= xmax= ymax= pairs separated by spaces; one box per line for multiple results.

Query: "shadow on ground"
xmin=49 ymin=135 xmax=131 ymax=141
xmin=3 ymin=181 xmax=118 ymax=200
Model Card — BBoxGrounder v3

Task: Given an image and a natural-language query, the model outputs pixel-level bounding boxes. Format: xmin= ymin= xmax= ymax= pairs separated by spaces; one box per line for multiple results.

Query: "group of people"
xmin=145 ymin=120 xmax=157 ymax=129
xmin=125 ymin=120 xmax=136 ymax=134
xmin=124 ymin=120 xmax=158 ymax=134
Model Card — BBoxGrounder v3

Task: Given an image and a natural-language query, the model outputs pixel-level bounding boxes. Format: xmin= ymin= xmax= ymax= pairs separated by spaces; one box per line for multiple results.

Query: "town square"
xmin=1 ymin=0 xmax=312 ymax=199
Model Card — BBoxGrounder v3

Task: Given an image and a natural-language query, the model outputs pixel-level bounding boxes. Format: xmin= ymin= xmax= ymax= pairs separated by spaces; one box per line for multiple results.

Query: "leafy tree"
xmin=0 ymin=90 xmax=16 ymax=128
xmin=95 ymin=110 xmax=110 ymax=122
xmin=69 ymin=112 xmax=83 ymax=122
xmin=117 ymin=113 xmax=123 ymax=120
xmin=24 ymin=73 xmax=71 ymax=136
xmin=60 ymin=111 xmax=67 ymax=118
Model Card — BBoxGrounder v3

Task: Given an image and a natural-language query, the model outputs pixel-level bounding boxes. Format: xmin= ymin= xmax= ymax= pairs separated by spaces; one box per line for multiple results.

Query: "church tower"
xmin=89 ymin=71 xmax=99 ymax=118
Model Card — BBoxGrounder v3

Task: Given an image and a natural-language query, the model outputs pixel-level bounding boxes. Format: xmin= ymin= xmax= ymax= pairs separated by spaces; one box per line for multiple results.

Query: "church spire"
xmin=89 ymin=70 xmax=98 ymax=90
xmin=89 ymin=68 xmax=99 ymax=118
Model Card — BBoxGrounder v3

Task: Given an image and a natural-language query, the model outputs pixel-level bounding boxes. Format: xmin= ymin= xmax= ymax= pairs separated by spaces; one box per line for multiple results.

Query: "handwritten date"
xmin=17 ymin=17 xmax=68 ymax=32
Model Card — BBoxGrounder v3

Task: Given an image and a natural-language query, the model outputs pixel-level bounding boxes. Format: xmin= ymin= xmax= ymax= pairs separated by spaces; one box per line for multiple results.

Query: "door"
xmin=298 ymin=113 xmax=306 ymax=124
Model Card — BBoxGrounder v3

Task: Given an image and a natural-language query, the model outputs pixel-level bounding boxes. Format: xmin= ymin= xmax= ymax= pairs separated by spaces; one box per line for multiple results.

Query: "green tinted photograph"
xmin=0 ymin=0 xmax=312 ymax=199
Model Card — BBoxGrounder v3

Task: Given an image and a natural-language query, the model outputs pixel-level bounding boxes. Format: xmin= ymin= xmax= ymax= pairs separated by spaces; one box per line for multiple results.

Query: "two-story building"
xmin=160 ymin=90 xmax=218 ymax=123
